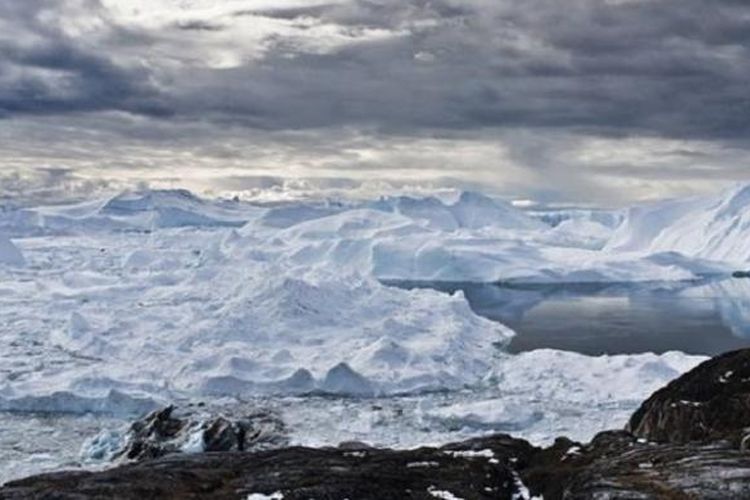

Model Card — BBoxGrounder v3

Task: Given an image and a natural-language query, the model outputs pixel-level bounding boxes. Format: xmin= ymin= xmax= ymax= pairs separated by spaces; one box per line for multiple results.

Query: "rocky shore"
xmin=4 ymin=349 xmax=750 ymax=499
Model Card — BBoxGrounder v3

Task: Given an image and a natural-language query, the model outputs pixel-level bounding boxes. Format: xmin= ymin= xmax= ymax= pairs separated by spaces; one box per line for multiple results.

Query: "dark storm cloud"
xmin=0 ymin=0 xmax=169 ymax=117
xmin=1 ymin=0 xmax=750 ymax=207
xmin=169 ymin=0 xmax=750 ymax=141
xmin=1 ymin=0 xmax=749 ymax=140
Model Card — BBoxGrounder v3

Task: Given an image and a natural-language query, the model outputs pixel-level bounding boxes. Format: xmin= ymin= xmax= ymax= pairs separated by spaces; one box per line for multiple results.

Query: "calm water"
xmin=391 ymin=278 xmax=750 ymax=356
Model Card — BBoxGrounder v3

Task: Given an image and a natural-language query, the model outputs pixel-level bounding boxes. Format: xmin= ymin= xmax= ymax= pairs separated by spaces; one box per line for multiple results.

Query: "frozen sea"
xmin=3 ymin=275 xmax=746 ymax=483
xmin=2 ymin=184 xmax=750 ymax=484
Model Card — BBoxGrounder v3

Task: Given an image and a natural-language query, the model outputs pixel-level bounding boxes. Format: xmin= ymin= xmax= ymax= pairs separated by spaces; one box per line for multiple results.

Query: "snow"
xmin=428 ymin=487 xmax=464 ymax=500
xmin=511 ymin=471 xmax=541 ymax=500
xmin=444 ymin=449 xmax=495 ymax=459
xmin=246 ymin=492 xmax=283 ymax=500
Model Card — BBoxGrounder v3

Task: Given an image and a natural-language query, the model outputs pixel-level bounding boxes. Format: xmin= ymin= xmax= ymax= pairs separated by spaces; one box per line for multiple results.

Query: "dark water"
xmin=390 ymin=279 xmax=750 ymax=356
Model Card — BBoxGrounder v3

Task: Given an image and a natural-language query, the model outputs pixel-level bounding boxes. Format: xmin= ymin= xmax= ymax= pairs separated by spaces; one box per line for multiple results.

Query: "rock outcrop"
xmin=627 ymin=348 xmax=750 ymax=445
xmin=2 ymin=435 xmax=536 ymax=500
xmin=524 ymin=431 xmax=750 ymax=499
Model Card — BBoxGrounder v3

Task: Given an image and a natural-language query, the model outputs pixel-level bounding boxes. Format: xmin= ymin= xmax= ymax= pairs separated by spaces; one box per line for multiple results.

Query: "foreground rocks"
xmin=2 ymin=435 xmax=535 ymax=500
xmin=627 ymin=348 xmax=750 ymax=446
xmin=5 ymin=349 xmax=750 ymax=499
xmin=526 ymin=431 xmax=750 ymax=499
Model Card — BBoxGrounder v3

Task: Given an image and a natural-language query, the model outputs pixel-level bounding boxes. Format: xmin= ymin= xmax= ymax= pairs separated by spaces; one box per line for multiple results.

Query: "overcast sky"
xmin=1 ymin=0 xmax=749 ymax=206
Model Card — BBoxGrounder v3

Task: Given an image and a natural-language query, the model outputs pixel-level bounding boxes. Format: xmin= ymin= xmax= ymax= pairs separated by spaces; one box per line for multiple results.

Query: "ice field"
xmin=2 ymin=183 xmax=750 ymax=481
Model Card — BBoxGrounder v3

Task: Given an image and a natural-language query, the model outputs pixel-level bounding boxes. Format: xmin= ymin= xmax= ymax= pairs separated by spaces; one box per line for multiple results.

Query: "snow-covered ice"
xmin=607 ymin=183 xmax=750 ymax=265
xmin=1 ymin=183 xmax=749 ymax=482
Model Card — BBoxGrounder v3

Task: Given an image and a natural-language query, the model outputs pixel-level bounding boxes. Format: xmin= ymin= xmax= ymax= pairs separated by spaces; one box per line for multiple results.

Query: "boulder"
xmin=113 ymin=405 xmax=288 ymax=461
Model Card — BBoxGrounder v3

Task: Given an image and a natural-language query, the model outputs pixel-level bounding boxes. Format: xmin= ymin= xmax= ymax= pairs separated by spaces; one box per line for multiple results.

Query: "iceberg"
xmin=607 ymin=183 xmax=750 ymax=265
xmin=368 ymin=191 xmax=547 ymax=231
xmin=14 ymin=189 xmax=262 ymax=234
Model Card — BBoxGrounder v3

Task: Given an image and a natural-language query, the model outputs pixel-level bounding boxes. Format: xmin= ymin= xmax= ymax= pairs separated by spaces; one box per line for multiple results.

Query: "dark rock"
xmin=336 ymin=440 xmax=374 ymax=450
xmin=536 ymin=431 xmax=750 ymax=499
xmin=117 ymin=406 xmax=186 ymax=460
xmin=732 ymin=271 xmax=750 ymax=279
xmin=627 ymin=348 xmax=750 ymax=445
xmin=7 ymin=429 xmax=750 ymax=499
xmin=202 ymin=416 xmax=242 ymax=452
xmin=113 ymin=405 xmax=288 ymax=461
xmin=1 ymin=435 xmax=535 ymax=500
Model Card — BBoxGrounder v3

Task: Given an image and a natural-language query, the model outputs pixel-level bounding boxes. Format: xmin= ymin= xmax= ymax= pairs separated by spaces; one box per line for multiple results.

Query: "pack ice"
xmin=1 ymin=184 xmax=746 ymax=421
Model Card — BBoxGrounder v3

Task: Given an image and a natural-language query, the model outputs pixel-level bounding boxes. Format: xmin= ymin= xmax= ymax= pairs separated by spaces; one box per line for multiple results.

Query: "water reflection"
xmin=390 ymin=278 xmax=750 ymax=356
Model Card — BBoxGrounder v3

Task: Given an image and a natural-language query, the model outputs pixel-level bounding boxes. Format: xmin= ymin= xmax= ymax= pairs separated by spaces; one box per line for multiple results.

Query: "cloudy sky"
xmin=1 ymin=0 xmax=749 ymax=206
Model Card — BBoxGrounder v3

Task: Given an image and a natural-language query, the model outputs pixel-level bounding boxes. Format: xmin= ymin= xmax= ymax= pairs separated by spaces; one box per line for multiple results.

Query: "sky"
xmin=1 ymin=0 xmax=749 ymax=206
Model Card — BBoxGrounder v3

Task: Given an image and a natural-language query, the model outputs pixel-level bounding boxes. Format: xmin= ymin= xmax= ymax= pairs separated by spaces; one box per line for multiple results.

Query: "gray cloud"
xmin=1 ymin=0 xmax=748 ymax=138
xmin=164 ymin=0 xmax=749 ymax=139
xmin=0 ymin=0 xmax=169 ymax=117
xmin=0 ymin=0 xmax=748 ymax=204
xmin=0 ymin=166 xmax=115 ymax=207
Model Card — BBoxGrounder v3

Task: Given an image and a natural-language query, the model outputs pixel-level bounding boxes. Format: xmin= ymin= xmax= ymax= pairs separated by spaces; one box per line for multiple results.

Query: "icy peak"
xmin=449 ymin=191 xmax=545 ymax=231
xmin=368 ymin=190 xmax=544 ymax=231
